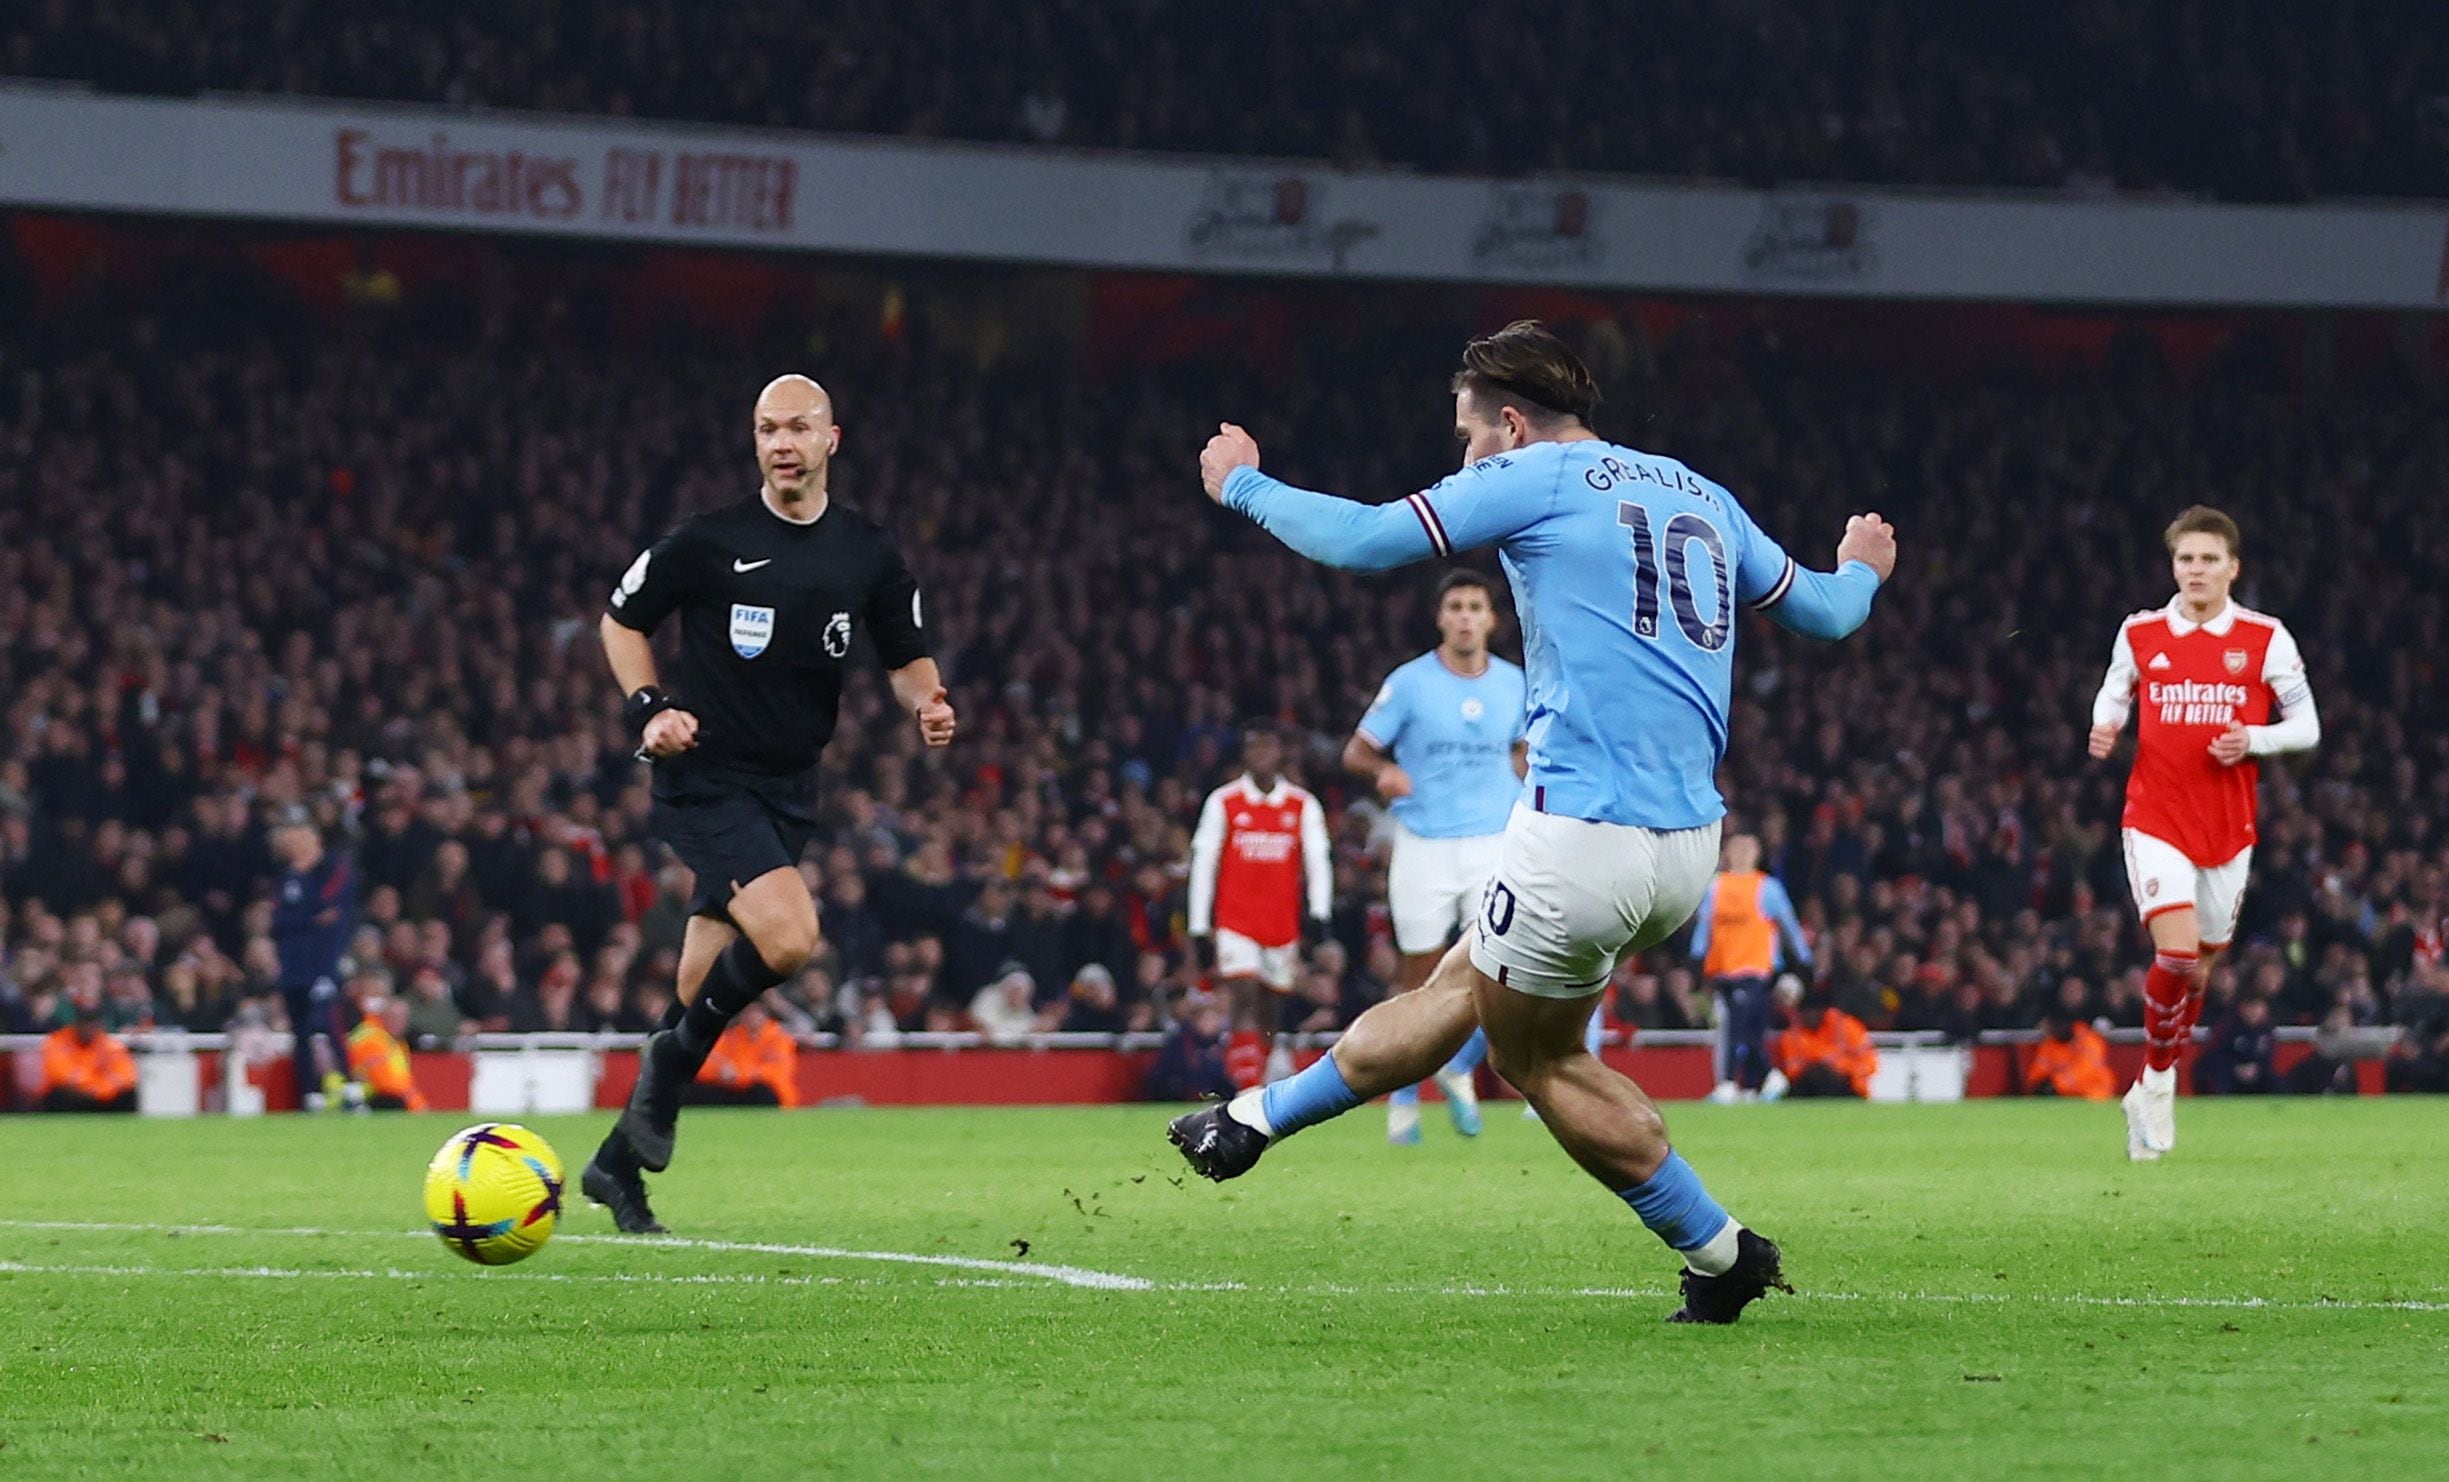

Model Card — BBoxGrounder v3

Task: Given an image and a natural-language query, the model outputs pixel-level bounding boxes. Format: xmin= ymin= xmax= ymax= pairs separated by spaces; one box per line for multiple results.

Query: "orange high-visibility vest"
xmin=1704 ymin=871 xmax=1777 ymax=978
xmin=1774 ymin=1009 xmax=1878 ymax=1097
xmin=347 ymin=1018 xmax=428 ymax=1111
xmin=2025 ymin=1023 xmax=2116 ymax=1101
xmin=40 ymin=1028 xmax=137 ymax=1102
xmin=697 ymin=1019 xmax=800 ymax=1108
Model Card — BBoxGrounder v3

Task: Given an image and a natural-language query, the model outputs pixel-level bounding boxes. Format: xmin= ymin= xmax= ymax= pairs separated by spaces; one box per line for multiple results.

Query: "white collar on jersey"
xmin=2162 ymin=597 xmax=2238 ymax=637
xmin=1236 ymin=773 xmax=1293 ymax=804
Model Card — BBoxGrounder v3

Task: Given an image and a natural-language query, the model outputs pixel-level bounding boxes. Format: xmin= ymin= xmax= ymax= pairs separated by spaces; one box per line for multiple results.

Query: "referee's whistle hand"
xmin=917 ymin=687 xmax=957 ymax=748
xmin=641 ymin=709 xmax=700 ymax=758
xmin=1199 ymin=423 xmax=1261 ymax=504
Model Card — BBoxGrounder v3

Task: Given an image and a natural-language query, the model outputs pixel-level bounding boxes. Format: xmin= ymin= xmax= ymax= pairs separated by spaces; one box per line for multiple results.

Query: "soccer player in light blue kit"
xmin=1345 ymin=570 xmax=1528 ymax=1144
xmin=1168 ymin=323 xmax=1895 ymax=1324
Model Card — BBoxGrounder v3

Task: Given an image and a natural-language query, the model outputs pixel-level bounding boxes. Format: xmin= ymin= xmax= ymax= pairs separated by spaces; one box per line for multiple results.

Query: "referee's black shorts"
xmin=650 ymin=767 xmax=817 ymax=921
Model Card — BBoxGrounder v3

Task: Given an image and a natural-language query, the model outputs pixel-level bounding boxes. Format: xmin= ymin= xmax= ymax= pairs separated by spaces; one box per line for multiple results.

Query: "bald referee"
xmin=581 ymin=374 xmax=955 ymax=1232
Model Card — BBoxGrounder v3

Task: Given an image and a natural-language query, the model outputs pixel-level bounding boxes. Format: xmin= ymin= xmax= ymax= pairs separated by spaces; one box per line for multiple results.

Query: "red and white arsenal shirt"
xmin=1187 ymin=774 xmax=1333 ymax=947
xmin=2092 ymin=599 xmax=2319 ymax=866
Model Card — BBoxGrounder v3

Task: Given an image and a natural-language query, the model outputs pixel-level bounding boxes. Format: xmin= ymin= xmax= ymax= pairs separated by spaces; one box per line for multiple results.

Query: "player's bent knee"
xmin=757 ymin=920 xmax=819 ymax=976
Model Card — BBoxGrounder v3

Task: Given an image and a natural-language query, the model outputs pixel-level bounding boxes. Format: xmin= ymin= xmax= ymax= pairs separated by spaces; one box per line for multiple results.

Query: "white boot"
xmin=2122 ymin=1081 xmax=2164 ymax=1161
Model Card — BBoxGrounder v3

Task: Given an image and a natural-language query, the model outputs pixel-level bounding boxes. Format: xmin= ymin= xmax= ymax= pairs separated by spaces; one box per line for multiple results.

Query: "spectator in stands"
xmin=1055 ymin=964 xmax=1128 ymax=1036
xmin=2024 ymin=1004 xmax=2116 ymax=1101
xmin=347 ymin=993 xmax=427 ymax=1111
xmin=1146 ymin=994 xmax=1233 ymax=1103
xmin=39 ymin=991 xmax=138 ymax=1113
xmin=684 ymin=1000 xmax=799 ymax=1108
xmin=8 ymin=0 xmax=2440 ymax=200
xmin=2196 ymin=996 xmax=2280 ymax=1096
xmin=403 ymin=965 xmax=467 ymax=1049
xmin=1771 ymin=984 xmax=1878 ymax=1100
xmin=969 ymin=963 xmax=1042 ymax=1043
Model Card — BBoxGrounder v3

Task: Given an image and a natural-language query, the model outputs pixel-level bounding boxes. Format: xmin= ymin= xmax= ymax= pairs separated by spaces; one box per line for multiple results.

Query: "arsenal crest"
xmin=2223 ymin=648 xmax=2249 ymax=676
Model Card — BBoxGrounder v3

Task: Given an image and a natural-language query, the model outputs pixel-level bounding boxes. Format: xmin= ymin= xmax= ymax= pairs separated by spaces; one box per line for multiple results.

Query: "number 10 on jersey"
xmin=1618 ymin=502 xmax=1731 ymax=652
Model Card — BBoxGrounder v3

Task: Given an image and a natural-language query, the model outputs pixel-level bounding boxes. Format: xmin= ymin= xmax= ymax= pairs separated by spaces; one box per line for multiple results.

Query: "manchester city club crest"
xmin=730 ymin=603 xmax=775 ymax=658
xmin=1460 ymin=697 xmax=1486 ymax=722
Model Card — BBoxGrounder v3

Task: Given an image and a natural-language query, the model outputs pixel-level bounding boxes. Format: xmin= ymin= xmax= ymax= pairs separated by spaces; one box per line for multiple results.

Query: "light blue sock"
xmin=1584 ymin=1011 xmax=1605 ymax=1056
xmin=1440 ymin=1029 xmax=1488 ymax=1078
xmin=1617 ymin=1151 xmax=1731 ymax=1253
xmin=1254 ymin=1052 xmax=1363 ymax=1139
xmin=1389 ymin=1083 xmax=1420 ymax=1109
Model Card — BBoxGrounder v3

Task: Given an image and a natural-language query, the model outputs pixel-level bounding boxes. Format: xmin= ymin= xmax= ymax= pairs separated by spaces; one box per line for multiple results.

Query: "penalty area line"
xmin=0 ymin=1218 xmax=1150 ymax=1291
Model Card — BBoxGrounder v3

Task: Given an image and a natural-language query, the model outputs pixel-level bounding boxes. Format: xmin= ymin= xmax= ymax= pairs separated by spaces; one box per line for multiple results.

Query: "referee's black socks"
xmin=669 ymin=936 xmax=792 ymax=1071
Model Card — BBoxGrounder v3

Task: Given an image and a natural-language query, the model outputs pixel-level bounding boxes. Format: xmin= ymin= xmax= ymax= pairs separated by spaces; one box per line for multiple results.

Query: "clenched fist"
xmin=641 ymin=708 xmax=700 ymax=759
xmin=916 ymin=687 xmax=958 ymax=748
xmin=1200 ymin=423 xmax=1262 ymax=504
xmin=1837 ymin=513 xmax=1898 ymax=583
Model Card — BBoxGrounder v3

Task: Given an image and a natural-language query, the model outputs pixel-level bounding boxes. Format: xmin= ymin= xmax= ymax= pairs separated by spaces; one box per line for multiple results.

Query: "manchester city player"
xmin=1344 ymin=570 xmax=1526 ymax=1144
xmin=1168 ymin=323 xmax=1895 ymax=1324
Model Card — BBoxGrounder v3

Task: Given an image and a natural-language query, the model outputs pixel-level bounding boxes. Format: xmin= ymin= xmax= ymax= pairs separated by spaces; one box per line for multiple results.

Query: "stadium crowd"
xmin=6 ymin=0 xmax=2445 ymax=201
xmin=3 ymin=249 xmax=2449 ymax=1097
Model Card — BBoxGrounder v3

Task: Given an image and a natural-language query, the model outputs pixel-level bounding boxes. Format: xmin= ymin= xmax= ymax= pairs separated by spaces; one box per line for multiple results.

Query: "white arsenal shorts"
xmin=1388 ymin=822 xmax=1506 ymax=955
xmin=2122 ymin=829 xmax=2251 ymax=948
xmin=1468 ymin=805 xmax=1721 ymax=998
xmin=1214 ymin=928 xmax=1301 ymax=992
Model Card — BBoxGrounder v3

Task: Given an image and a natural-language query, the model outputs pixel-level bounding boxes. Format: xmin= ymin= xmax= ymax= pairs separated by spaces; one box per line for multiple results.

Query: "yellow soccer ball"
xmin=423 ymin=1123 xmax=565 ymax=1266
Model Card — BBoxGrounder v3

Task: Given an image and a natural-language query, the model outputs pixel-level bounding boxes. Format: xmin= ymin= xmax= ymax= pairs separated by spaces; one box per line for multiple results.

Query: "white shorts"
xmin=2122 ymin=829 xmax=2251 ymax=948
xmin=1215 ymin=927 xmax=1300 ymax=992
xmin=1468 ymin=805 xmax=1721 ymax=998
xmin=1388 ymin=823 xmax=1506 ymax=955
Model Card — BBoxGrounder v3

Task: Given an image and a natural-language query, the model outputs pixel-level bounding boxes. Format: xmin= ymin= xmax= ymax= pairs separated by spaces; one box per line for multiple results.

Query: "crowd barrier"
xmin=0 ymin=1027 xmax=2385 ymax=1115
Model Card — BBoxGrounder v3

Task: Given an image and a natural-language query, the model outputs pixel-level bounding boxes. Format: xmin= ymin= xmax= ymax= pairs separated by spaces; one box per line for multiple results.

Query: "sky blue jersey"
xmin=1357 ymin=650 xmax=1527 ymax=839
xmin=1223 ymin=439 xmax=1881 ymax=830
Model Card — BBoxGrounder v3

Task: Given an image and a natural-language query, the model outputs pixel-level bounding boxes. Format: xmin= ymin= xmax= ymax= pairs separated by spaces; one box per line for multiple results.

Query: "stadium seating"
xmin=4 ymin=0 xmax=2443 ymax=200
xmin=0 ymin=225 xmax=2445 ymax=1092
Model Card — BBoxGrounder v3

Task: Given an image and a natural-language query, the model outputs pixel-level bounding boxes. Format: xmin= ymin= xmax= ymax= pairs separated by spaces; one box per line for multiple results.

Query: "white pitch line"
xmin=4 ymin=1220 xmax=2443 ymax=1314
xmin=0 ymin=1219 xmax=1149 ymax=1292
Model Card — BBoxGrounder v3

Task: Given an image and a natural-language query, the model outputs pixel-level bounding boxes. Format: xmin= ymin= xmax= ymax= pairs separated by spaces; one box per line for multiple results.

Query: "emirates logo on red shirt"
xmin=2223 ymin=648 xmax=2250 ymax=675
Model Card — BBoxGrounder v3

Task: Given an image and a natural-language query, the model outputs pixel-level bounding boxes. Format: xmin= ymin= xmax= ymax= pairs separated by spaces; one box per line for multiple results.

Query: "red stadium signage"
xmin=331 ymin=127 xmax=794 ymax=235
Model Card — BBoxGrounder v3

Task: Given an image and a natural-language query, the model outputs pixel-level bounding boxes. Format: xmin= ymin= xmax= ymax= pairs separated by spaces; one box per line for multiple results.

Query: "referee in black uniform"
xmin=580 ymin=373 xmax=956 ymax=1232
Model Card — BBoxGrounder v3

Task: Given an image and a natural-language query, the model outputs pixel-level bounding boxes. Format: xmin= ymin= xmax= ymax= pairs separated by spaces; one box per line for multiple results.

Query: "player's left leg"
xmin=1168 ymin=937 xmax=1483 ymax=1180
xmin=621 ymin=866 xmax=818 ymax=1174
xmin=1384 ymin=947 xmax=1442 ymax=1145
xmin=586 ymin=915 xmax=730 ymax=1230
xmin=2172 ymin=847 xmax=2250 ymax=1111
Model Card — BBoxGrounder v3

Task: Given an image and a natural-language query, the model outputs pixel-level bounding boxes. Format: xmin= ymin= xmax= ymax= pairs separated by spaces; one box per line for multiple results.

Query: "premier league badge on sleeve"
xmin=730 ymin=603 xmax=775 ymax=658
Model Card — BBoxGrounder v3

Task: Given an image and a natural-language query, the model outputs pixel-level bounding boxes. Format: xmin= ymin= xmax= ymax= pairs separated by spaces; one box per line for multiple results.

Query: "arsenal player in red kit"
xmin=1188 ymin=725 xmax=1333 ymax=1091
xmin=2089 ymin=507 xmax=2320 ymax=1161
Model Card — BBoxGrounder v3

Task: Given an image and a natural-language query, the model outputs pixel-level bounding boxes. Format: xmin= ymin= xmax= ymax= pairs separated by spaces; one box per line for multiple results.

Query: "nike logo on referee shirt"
xmin=733 ymin=558 xmax=772 ymax=572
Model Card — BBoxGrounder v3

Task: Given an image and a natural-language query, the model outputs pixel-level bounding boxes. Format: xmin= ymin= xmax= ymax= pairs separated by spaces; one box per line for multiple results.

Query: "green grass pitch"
xmin=2 ymin=1099 xmax=2442 ymax=1479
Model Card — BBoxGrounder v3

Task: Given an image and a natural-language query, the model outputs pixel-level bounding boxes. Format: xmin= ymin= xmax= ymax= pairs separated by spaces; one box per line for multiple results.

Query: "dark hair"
xmin=1451 ymin=320 xmax=1599 ymax=426
xmin=1435 ymin=569 xmax=1494 ymax=603
xmin=2164 ymin=505 xmax=2241 ymax=558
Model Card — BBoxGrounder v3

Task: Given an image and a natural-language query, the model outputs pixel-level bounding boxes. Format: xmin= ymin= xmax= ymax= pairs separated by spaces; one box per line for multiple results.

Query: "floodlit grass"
xmin=1 ymin=1098 xmax=2443 ymax=1479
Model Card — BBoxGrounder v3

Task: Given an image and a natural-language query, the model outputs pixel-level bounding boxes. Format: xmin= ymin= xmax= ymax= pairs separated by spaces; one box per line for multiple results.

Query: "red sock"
xmin=2142 ymin=950 xmax=2199 ymax=1073
xmin=1226 ymin=1031 xmax=1268 ymax=1091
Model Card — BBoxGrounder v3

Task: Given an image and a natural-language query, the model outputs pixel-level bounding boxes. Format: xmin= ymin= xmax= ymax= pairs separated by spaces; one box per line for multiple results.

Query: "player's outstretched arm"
xmin=1200 ymin=423 xmax=1534 ymax=573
